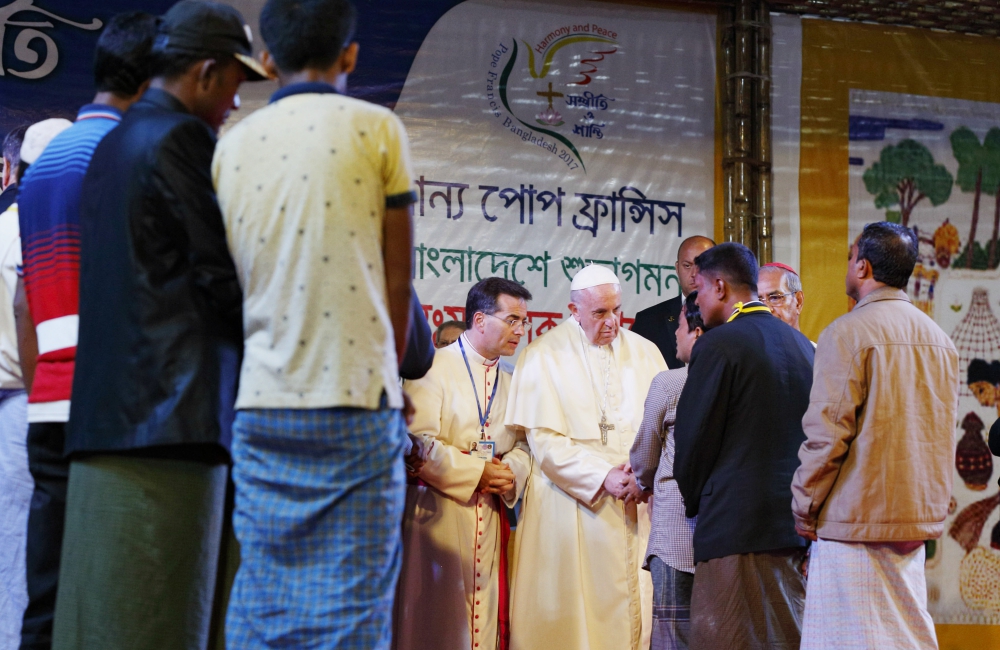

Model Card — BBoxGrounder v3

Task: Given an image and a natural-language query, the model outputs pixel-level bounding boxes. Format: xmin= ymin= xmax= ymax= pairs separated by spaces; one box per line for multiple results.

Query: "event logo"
xmin=0 ymin=0 xmax=102 ymax=79
xmin=486 ymin=22 xmax=620 ymax=173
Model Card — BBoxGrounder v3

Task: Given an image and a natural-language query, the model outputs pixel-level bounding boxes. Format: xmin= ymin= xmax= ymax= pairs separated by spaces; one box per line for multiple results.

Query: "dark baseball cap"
xmin=154 ymin=0 xmax=270 ymax=81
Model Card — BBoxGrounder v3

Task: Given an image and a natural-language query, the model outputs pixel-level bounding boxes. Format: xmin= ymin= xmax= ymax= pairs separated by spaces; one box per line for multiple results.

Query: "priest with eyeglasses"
xmin=505 ymin=264 xmax=667 ymax=650
xmin=394 ymin=277 xmax=533 ymax=650
xmin=757 ymin=262 xmax=811 ymax=342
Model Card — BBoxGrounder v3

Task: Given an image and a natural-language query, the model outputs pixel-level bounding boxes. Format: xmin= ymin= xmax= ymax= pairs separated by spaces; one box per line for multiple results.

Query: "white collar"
xmin=459 ymin=333 xmax=499 ymax=367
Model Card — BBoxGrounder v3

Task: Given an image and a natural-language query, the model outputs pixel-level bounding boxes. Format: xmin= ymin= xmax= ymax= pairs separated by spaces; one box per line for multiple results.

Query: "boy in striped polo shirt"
xmin=13 ymin=13 xmax=157 ymax=647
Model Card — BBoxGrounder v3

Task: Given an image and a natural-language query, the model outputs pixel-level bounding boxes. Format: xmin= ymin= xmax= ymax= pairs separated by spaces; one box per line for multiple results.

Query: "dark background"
xmin=0 ymin=1 xmax=175 ymax=135
xmin=0 ymin=0 xmax=466 ymax=140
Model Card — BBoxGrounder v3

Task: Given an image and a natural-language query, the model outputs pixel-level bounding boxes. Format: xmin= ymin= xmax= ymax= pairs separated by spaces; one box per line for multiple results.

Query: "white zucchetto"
xmin=20 ymin=118 xmax=73 ymax=166
xmin=570 ymin=264 xmax=621 ymax=291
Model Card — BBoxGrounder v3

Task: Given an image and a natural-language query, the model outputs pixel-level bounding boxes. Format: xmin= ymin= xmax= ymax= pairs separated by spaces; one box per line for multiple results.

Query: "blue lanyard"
xmin=458 ymin=337 xmax=500 ymax=438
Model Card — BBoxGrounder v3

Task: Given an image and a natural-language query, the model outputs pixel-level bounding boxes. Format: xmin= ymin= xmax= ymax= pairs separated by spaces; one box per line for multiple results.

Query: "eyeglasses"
xmin=761 ymin=292 xmax=793 ymax=306
xmin=483 ymin=312 xmax=532 ymax=332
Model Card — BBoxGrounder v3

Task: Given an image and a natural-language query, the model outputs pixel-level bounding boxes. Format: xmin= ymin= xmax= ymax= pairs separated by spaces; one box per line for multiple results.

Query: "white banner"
xmin=394 ymin=0 xmax=716 ymax=343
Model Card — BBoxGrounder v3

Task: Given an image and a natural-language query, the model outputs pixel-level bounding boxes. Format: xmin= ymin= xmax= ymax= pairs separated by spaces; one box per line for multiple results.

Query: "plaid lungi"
xmin=801 ymin=539 xmax=937 ymax=650
xmin=689 ymin=548 xmax=806 ymax=650
xmin=649 ymin=555 xmax=694 ymax=650
xmin=227 ymin=405 xmax=407 ymax=649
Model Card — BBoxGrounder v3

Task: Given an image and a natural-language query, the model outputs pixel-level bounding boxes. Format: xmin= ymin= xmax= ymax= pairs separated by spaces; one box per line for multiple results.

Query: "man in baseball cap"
xmin=51 ymin=3 xmax=267 ymax=648
xmin=154 ymin=0 xmax=269 ymax=83
xmin=146 ymin=0 xmax=271 ymax=132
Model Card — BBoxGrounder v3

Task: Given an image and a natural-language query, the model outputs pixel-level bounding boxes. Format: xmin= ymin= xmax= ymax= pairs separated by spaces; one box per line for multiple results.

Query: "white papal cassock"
xmin=505 ymin=318 xmax=667 ymax=650
xmin=394 ymin=334 xmax=531 ymax=650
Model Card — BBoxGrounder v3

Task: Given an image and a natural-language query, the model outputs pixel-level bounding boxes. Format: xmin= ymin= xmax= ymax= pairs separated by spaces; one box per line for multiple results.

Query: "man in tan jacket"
xmin=791 ymin=222 xmax=958 ymax=650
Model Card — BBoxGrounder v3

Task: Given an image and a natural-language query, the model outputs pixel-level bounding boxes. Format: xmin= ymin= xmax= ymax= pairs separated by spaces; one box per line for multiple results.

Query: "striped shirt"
xmin=16 ymin=104 xmax=122 ymax=422
xmin=630 ymin=367 xmax=697 ymax=573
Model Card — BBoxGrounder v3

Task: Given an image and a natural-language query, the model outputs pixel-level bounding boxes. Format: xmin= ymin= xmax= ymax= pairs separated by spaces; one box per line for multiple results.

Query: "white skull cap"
xmin=20 ymin=118 xmax=73 ymax=166
xmin=570 ymin=264 xmax=621 ymax=291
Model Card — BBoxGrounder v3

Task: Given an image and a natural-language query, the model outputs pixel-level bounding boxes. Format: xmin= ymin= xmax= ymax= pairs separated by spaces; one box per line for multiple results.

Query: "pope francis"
xmin=505 ymin=265 xmax=667 ymax=650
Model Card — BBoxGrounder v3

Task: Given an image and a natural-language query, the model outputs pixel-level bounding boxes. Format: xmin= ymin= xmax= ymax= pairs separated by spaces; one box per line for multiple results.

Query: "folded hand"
xmin=478 ymin=457 xmax=515 ymax=495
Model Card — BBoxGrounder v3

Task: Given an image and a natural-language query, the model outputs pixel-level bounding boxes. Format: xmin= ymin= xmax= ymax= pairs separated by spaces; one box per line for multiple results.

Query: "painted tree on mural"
xmin=950 ymin=127 xmax=1000 ymax=269
xmin=863 ymin=139 xmax=953 ymax=228
xmin=985 ymin=128 xmax=1000 ymax=269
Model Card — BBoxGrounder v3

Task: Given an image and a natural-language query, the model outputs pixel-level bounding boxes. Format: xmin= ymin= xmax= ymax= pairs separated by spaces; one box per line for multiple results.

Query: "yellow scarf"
xmin=727 ymin=301 xmax=772 ymax=323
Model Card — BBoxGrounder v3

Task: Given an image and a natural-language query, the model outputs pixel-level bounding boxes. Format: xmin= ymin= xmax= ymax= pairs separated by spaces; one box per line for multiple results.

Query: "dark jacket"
xmin=400 ymin=288 xmax=434 ymax=381
xmin=630 ymin=295 xmax=683 ymax=369
xmin=68 ymin=89 xmax=242 ymax=458
xmin=673 ymin=308 xmax=814 ymax=563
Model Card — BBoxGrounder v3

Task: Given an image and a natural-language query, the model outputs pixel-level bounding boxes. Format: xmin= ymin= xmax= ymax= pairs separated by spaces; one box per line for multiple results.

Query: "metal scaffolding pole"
xmin=720 ymin=0 xmax=773 ymax=263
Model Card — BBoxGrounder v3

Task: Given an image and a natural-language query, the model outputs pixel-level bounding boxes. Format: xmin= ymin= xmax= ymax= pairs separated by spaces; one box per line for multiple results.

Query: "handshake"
xmin=603 ymin=463 xmax=650 ymax=507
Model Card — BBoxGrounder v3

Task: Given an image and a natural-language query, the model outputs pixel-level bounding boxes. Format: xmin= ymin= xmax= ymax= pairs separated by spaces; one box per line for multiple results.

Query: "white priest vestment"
xmin=505 ymin=318 xmax=667 ymax=650
xmin=394 ymin=334 xmax=531 ymax=650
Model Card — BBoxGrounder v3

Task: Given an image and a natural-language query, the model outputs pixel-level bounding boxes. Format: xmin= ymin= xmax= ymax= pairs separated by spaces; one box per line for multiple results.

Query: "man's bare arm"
xmin=13 ymin=277 xmax=37 ymax=392
xmin=383 ymin=205 xmax=413 ymax=367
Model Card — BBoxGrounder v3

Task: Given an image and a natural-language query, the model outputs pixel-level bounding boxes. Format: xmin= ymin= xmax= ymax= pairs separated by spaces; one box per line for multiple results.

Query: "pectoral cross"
xmin=536 ymin=82 xmax=564 ymax=110
xmin=598 ymin=414 xmax=614 ymax=446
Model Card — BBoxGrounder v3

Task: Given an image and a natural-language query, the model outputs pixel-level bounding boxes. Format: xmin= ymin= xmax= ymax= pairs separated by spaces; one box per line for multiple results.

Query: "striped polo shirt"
xmin=17 ymin=104 xmax=123 ymax=423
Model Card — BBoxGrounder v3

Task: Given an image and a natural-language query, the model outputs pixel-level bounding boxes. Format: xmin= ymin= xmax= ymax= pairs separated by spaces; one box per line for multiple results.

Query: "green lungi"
xmin=52 ymin=454 xmax=229 ymax=650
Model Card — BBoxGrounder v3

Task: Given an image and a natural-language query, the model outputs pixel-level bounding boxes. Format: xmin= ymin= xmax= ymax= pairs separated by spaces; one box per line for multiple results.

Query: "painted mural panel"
xmin=849 ymin=88 xmax=1000 ymax=624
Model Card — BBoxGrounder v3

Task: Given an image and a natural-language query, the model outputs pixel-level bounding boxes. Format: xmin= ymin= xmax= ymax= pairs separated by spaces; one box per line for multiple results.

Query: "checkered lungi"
xmin=0 ymin=389 xmax=29 ymax=648
xmin=649 ymin=555 xmax=694 ymax=650
xmin=227 ymin=404 xmax=407 ymax=649
xmin=801 ymin=539 xmax=937 ymax=650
